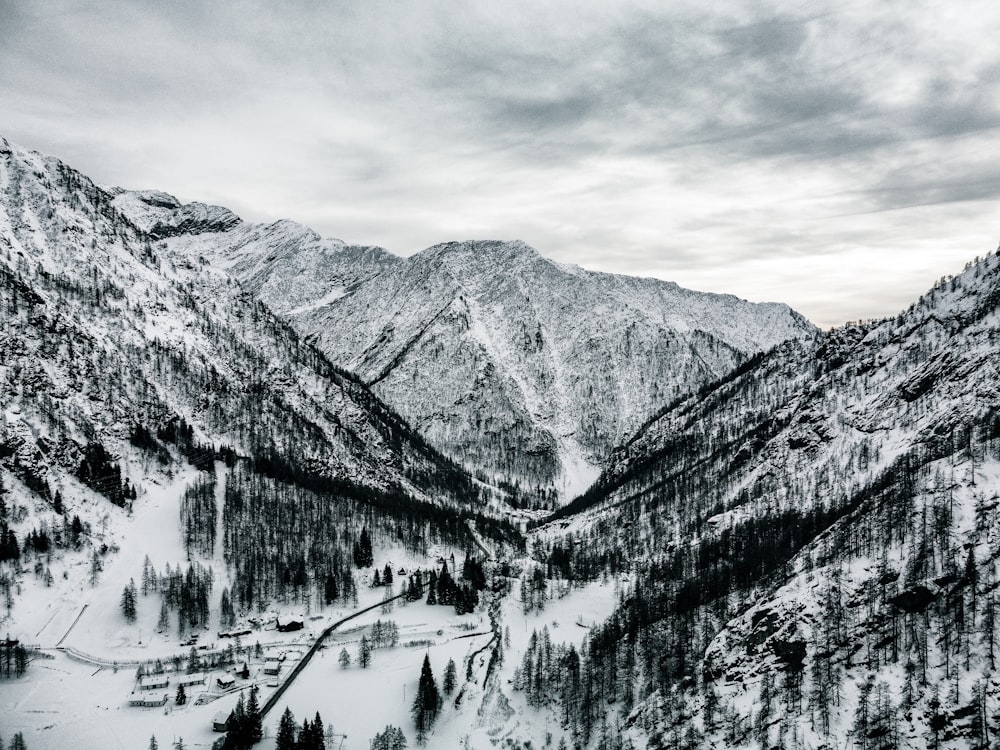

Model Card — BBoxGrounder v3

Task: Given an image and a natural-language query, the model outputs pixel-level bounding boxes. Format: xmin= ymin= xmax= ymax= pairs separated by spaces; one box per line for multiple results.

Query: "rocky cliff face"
xmin=108 ymin=188 xmax=241 ymax=238
xmin=0 ymin=139 xmax=475 ymax=514
xmin=162 ymin=222 xmax=815 ymax=501
xmin=540 ymin=249 xmax=1000 ymax=750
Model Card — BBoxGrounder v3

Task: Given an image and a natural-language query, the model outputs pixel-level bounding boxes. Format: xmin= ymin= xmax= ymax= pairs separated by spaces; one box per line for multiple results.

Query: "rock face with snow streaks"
xmin=109 ymin=188 xmax=241 ymax=238
xmin=541 ymin=249 xmax=1000 ymax=749
xmin=182 ymin=230 xmax=815 ymax=499
xmin=0 ymin=140 xmax=474 ymax=513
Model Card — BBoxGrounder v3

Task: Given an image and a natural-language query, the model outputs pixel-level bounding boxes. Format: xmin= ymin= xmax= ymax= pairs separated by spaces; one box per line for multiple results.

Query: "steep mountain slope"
xmin=0 ymin=138 xmax=525 ymax=626
xmin=0 ymin=138 xmax=477 ymax=505
xmin=529 ymin=251 xmax=1000 ymax=749
xmin=146 ymin=213 xmax=815 ymax=500
xmin=299 ymin=240 xmax=815 ymax=497
xmin=166 ymin=216 xmax=399 ymax=318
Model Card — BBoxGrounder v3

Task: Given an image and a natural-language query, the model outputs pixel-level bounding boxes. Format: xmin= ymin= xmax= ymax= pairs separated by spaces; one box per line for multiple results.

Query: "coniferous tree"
xmin=175 ymin=683 xmax=186 ymax=705
xmin=370 ymin=725 xmax=408 ymax=750
xmin=339 ymin=647 xmax=351 ymax=668
xmin=406 ymin=574 xmax=423 ymax=601
xmin=275 ymin=707 xmax=297 ymax=750
xmin=324 ymin=573 xmax=339 ymax=605
xmin=298 ymin=717 xmax=312 ymax=749
xmin=359 ymin=635 xmax=372 ymax=668
xmin=246 ymin=683 xmax=263 ymax=744
xmin=426 ymin=571 xmax=437 ymax=606
xmin=437 ymin=561 xmax=453 ymax=605
xmin=461 ymin=555 xmax=486 ymax=590
xmin=443 ymin=658 xmax=457 ymax=696
xmin=157 ymin=599 xmax=170 ymax=632
xmin=12 ymin=645 xmax=27 ymax=678
xmin=142 ymin=555 xmax=155 ymax=595
xmin=121 ymin=578 xmax=137 ymax=623
xmin=412 ymin=653 xmax=441 ymax=740
xmin=453 ymin=582 xmax=478 ymax=615
xmin=353 ymin=527 xmax=373 ymax=568
xmin=220 ymin=587 xmax=235 ymax=629
xmin=90 ymin=549 xmax=104 ymax=586
xmin=149 ymin=735 xmax=158 ymax=750
xmin=312 ymin=712 xmax=326 ymax=750
xmin=228 ymin=691 xmax=247 ymax=748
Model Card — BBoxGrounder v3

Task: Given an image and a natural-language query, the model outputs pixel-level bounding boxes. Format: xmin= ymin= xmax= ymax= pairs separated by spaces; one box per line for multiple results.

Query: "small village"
xmin=120 ymin=612 xmax=309 ymax=731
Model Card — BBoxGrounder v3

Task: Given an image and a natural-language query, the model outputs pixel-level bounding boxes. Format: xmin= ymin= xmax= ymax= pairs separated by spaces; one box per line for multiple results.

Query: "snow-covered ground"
xmin=1 ymin=463 xmax=623 ymax=750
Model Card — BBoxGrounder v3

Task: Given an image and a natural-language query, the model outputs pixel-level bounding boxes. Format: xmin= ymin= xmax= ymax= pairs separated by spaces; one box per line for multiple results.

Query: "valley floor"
xmin=0 ymin=471 xmax=623 ymax=750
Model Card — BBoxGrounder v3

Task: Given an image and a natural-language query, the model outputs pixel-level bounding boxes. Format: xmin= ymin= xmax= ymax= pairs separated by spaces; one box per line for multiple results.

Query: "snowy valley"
xmin=2 ymin=138 xmax=1000 ymax=750
xmin=138 ymin=201 xmax=814 ymax=502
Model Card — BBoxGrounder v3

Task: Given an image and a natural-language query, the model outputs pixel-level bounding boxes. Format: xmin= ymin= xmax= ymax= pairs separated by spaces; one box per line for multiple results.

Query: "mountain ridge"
xmin=533 ymin=247 xmax=1000 ymax=749
xmin=116 ymin=193 xmax=817 ymax=501
xmin=0 ymin=137 xmax=511 ymax=529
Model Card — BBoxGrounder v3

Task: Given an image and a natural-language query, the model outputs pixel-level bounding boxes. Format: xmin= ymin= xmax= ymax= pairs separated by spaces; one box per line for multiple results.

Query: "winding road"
xmin=259 ymin=584 xmax=425 ymax=719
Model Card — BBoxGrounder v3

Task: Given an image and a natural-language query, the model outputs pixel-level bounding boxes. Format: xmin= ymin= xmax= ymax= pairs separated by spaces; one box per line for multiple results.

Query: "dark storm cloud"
xmin=409 ymin=6 xmax=893 ymax=173
xmin=864 ymin=161 xmax=1000 ymax=211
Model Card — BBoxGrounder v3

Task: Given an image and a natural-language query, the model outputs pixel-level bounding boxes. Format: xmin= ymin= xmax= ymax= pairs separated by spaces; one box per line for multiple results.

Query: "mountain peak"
xmin=420 ymin=238 xmax=542 ymax=269
xmin=271 ymin=234 xmax=817 ymax=497
xmin=110 ymin=188 xmax=241 ymax=238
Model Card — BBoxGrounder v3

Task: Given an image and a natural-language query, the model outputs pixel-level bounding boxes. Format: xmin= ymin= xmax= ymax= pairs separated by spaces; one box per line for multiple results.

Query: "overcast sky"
xmin=3 ymin=0 xmax=999 ymax=327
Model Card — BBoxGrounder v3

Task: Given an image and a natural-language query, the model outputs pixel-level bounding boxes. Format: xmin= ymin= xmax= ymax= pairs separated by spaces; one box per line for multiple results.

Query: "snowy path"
xmin=57 ymin=644 xmax=144 ymax=668
xmin=465 ymin=519 xmax=493 ymax=560
xmin=260 ymin=584 xmax=427 ymax=719
xmin=54 ymin=604 xmax=88 ymax=647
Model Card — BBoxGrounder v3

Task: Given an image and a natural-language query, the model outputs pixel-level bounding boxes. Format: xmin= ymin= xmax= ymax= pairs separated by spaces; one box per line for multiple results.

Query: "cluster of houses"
xmin=127 ymin=670 xmax=245 ymax=708
xmin=128 ymin=613 xmax=306 ymax=712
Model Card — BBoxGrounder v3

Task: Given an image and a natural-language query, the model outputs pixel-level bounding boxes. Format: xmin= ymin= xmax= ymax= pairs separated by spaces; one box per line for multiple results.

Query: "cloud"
xmin=2 ymin=0 xmax=999 ymax=328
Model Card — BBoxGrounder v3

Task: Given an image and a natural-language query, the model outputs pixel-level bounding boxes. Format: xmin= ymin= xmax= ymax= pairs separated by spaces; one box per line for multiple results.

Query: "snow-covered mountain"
xmin=125 ymin=204 xmax=816 ymax=500
xmin=294 ymin=240 xmax=816 ymax=499
xmin=1 ymin=140 xmax=538 ymax=750
xmin=0 ymin=136 xmax=503 ymax=546
xmin=5 ymin=136 xmax=1000 ymax=750
xmin=536 ymin=250 xmax=1000 ymax=749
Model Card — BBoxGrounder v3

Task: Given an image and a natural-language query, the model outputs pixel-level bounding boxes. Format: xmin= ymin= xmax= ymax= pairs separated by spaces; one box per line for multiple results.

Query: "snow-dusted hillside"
xmin=0 ymin=136 xmax=527 ymax=653
xmin=535 ymin=250 xmax=1000 ymax=749
xmin=0 ymin=138 xmax=478 ymax=509
xmin=144 ymin=209 xmax=816 ymax=500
